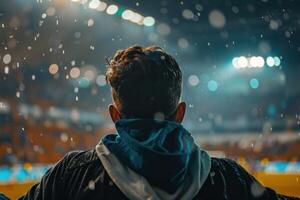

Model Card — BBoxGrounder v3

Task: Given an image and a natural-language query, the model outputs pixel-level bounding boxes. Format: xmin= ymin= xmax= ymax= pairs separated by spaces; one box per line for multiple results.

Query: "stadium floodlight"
xmin=122 ymin=9 xmax=134 ymax=20
xmin=106 ymin=5 xmax=118 ymax=15
xmin=266 ymin=56 xmax=275 ymax=67
xmin=249 ymin=56 xmax=258 ymax=68
xmin=130 ymin=13 xmax=143 ymax=24
xmin=233 ymin=55 xmax=279 ymax=69
xmin=237 ymin=56 xmax=248 ymax=68
xmin=70 ymin=0 xmax=155 ymax=27
xmin=273 ymin=56 xmax=281 ymax=66
xmin=88 ymin=0 xmax=100 ymax=9
xmin=257 ymin=56 xmax=265 ymax=68
xmin=143 ymin=16 xmax=155 ymax=26
xmin=232 ymin=57 xmax=239 ymax=68
xmin=97 ymin=2 xmax=107 ymax=11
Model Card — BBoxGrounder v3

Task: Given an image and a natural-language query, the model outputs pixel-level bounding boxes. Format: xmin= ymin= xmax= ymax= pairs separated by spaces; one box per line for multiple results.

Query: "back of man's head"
xmin=106 ymin=45 xmax=182 ymax=119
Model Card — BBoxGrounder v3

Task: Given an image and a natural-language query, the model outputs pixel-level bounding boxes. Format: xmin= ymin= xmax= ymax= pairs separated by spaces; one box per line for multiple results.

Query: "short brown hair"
xmin=106 ymin=45 xmax=182 ymax=119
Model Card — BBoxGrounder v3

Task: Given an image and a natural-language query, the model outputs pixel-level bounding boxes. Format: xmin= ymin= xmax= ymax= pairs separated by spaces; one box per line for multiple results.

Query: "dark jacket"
xmin=19 ymin=120 xmax=299 ymax=200
xmin=19 ymin=149 xmax=299 ymax=200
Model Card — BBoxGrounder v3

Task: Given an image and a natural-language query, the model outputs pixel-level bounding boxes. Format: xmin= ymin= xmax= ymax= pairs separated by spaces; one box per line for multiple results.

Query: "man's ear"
xmin=174 ymin=102 xmax=186 ymax=123
xmin=108 ymin=104 xmax=121 ymax=123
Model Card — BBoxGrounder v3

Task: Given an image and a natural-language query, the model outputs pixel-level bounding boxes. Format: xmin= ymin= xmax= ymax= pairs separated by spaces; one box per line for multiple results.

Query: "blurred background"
xmin=0 ymin=0 xmax=300 ymax=198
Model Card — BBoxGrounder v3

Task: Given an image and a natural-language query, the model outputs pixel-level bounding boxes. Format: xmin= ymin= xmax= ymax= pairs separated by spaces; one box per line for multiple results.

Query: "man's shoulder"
xmin=209 ymin=157 xmax=247 ymax=182
xmin=61 ymin=149 xmax=101 ymax=172
xmin=196 ymin=157 xmax=251 ymax=199
xmin=210 ymin=157 xmax=242 ymax=171
xmin=202 ymin=157 xmax=248 ymax=189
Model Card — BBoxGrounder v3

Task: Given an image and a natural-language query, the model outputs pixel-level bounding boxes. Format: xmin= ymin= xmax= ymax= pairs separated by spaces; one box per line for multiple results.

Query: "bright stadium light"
xmin=106 ymin=5 xmax=118 ymax=15
xmin=97 ymin=2 xmax=107 ymax=11
xmin=122 ymin=9 xmax=134 ymax=20
xmin=130 ymin=13 xmax=143 ymax=24
xmin=121 ymin=10 xmax=144 ymax=25
xmin=249 ymin=56 xmax=258 ymax=67
xmin=273 ymin=56 xmax=281 ymax=66
xmin=89 ymin=0 xmax=100 ymax=9
xmin=143 ymin=16 xmax=155 ymax=26
xmin=257 ymin=56 xmax=265 ymax=68
xmin=233 ymin=55 xmax=279 ymax=69
xmin=232 ymin=57 xmax=239 ymax=68
xmin=237 ymin=56 xmax=248 ymax=68
xmin=70 ymin=0 xmax=155 ymax=27
xmin=266 ymin=56 xmax=275 ymax=67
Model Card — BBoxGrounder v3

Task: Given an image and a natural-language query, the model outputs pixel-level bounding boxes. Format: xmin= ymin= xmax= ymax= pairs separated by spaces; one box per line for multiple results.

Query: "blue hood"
xmin=102 ymin=119 xmax=194 ymax=193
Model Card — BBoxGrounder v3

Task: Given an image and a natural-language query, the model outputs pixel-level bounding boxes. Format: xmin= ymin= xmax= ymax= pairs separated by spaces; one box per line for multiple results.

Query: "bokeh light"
xmin=237 ymin=56 xmax=248 ymax=68
xmin=46 ymin=7 xmax=56 ymax=16
xmin=4 ymin=66 xmax=9 ymax=74
xmin=249 ymin=56 xmax=258 ymax=67
xmin=84 ymin=70 xmax=96 ymax=81
xmin=188 ymin=75 xmax=200 ymax=86
xmin=69 ymin=67 xmax=80 ymax=79
xmin=78 ymin=77 xmax=90 ymax=88
xmin=96 ymin=75 xmax=106 ymax=86
xmin=97 ymin=2 xmax=107 ymax=11
xmin=130 ymin=13 xmax=143 ymax=24
xmin=208 ymin=80 xmax=218 ymax=91
xmin=87 ymin=19 xmax=94 ymax=27
xmin=182 ymin=9 xmax=194 ymax=20
xmin=48 ymin=64 xmax=59 ymax=75
xmin=143 ymin=16 xmax=155 ymax=26
xmin=88 ymin=0 xmax=100 ymax=9
xmin=157 ymin=23 xmax=171 ymax=35
xmin=250 ymin=78 xmax=259 ymax=89
xmin=257 ymin=56 xmax=265 ymax=68
xmin=233 ymin=56 xmax=277 ymax=69
xmin=70 ymin=0 xmax=153 ymax=27
xmin=266 ymin=57 xmax=275 ymax=67
xmin=209 ymin=10 xmax=226 ymax=29
xmin=273 ymin=56 xmax=281 ymax=66
xmin=232 ymin=57 xmax=239 ymax=68
xmin=106 ymin=5 xmax=118 ymax=15
xmin=178 ymin=38 xmax=189 ymax=49
xmin=3 ymin=54 xmax=11 ymax=64
xmin=122 ymin=10 xmax=134 ymax=20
